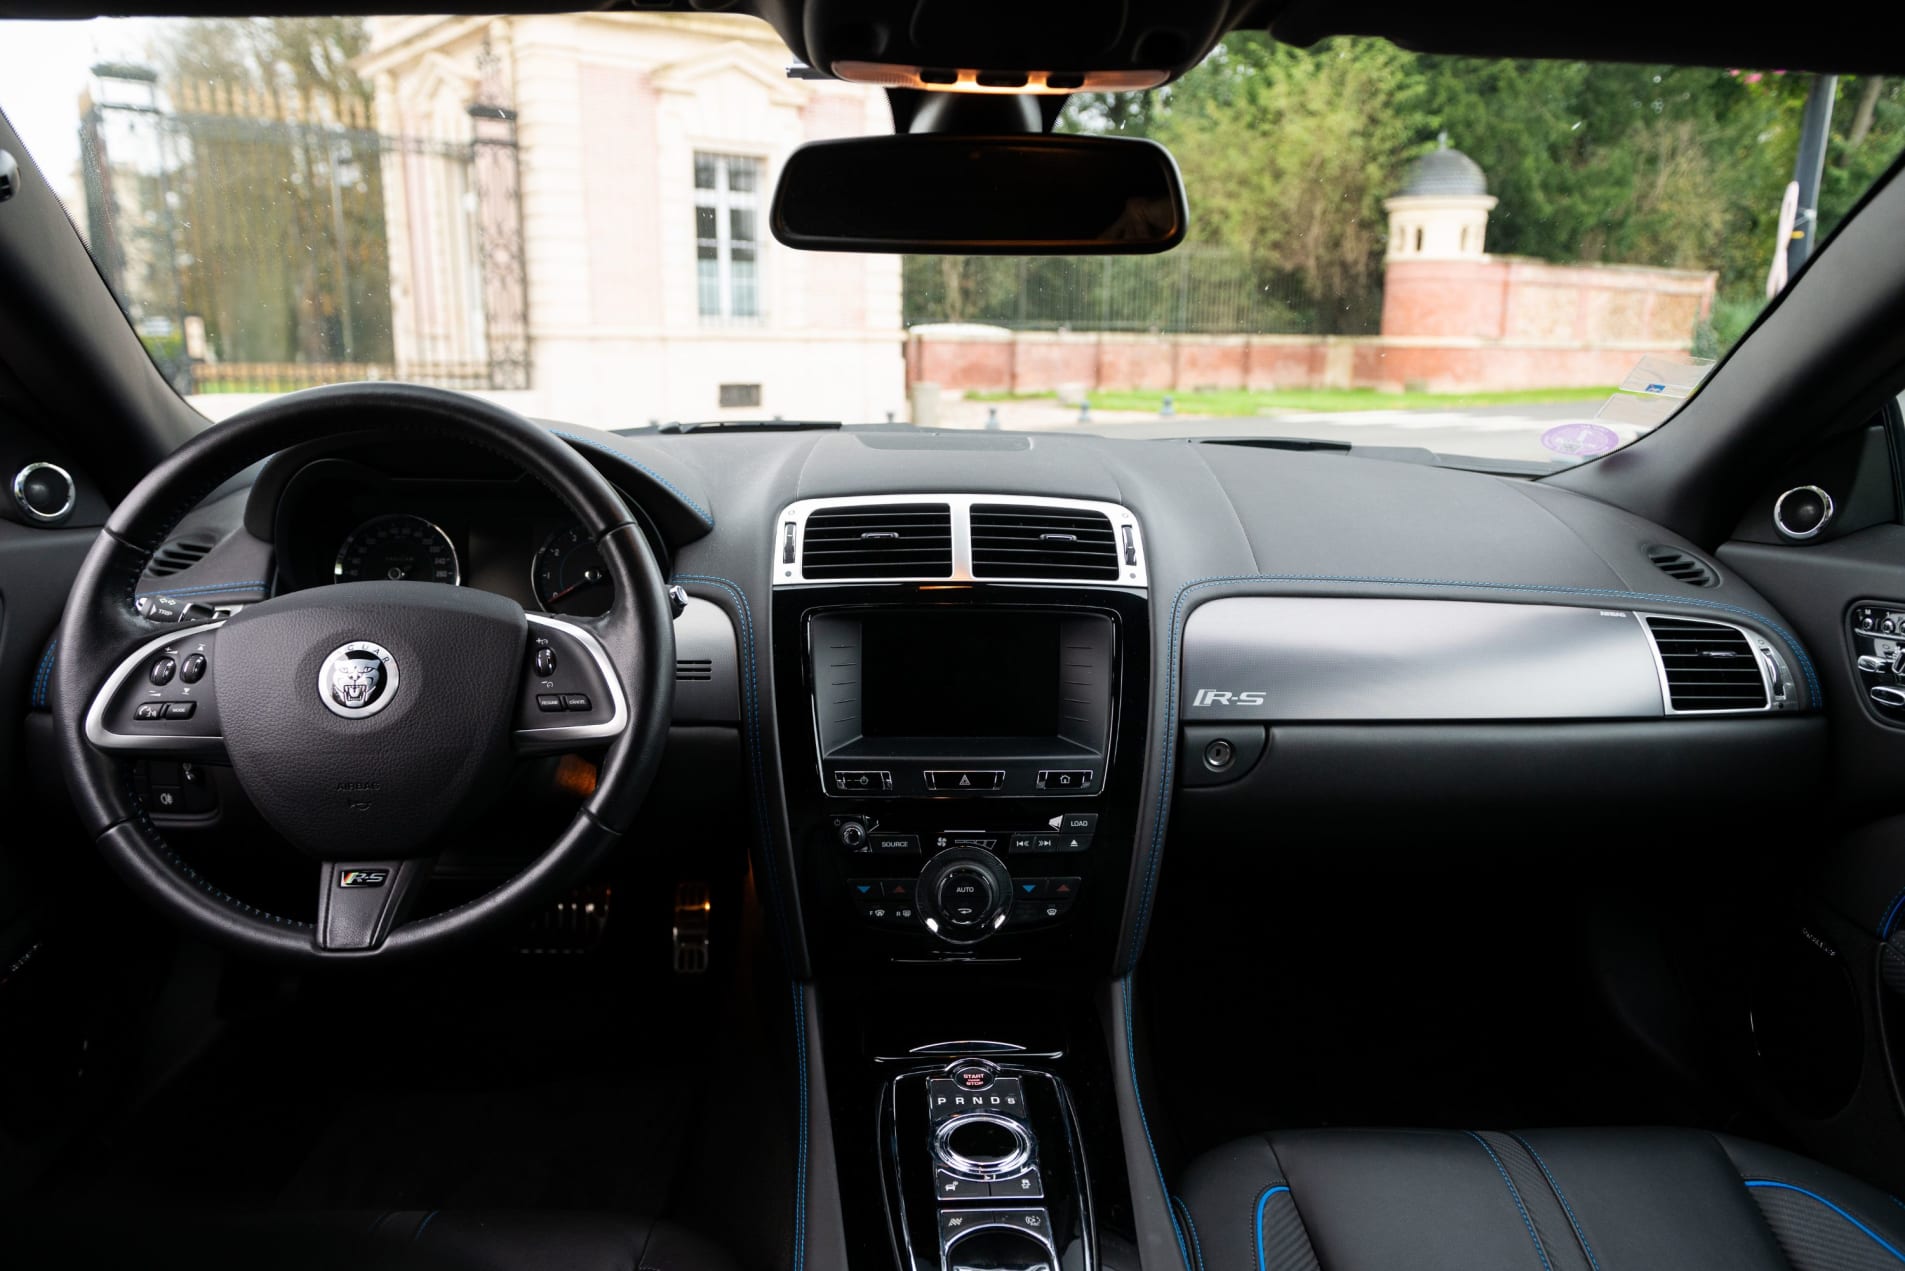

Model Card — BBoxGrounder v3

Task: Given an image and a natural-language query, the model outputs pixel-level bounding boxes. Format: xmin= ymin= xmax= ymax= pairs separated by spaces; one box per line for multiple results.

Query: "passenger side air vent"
xmin=969 ymin=504 xmax=1120 ymax=581
xmin=1646 ymin=546 xmax=1718 ymax=588
xmin=676 ymin=658 xmax=713 ymax=682
xmin=1643 ymin=616 xmax=1769 ymax=711
xmin=801 ymin=503 xmax=952 ymax=579
xmin=147 ymin=532 xmax=216 ymax=577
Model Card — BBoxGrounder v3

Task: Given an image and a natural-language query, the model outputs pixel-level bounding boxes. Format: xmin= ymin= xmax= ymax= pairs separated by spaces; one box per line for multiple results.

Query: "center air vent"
xmin=800 ymin=503 xmax=952 ymax=579
xmin=1643 ymin=616 xmax=1769 ymax=711
xmin=970 ymin=504 xmax=1119 ymax=581
xmin=1646 ymin=546 xmax=1718 ymax=588
xmin=147 ymin=532 xmax=216 ymax=577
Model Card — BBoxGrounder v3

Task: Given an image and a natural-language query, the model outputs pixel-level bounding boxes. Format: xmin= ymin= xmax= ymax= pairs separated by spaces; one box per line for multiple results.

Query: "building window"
xmin=695 ymin=152 xmax=762 ymax=321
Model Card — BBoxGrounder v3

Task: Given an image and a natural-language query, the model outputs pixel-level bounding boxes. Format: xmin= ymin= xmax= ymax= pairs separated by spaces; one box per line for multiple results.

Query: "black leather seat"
xmin=6 ymin=1210 xmax=739 ymax=1271
xmin=1176 ymin=1128 xmax=1905 ymax=1271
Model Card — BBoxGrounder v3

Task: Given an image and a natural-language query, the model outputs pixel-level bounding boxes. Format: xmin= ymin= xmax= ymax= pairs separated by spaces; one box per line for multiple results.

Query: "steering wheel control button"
xmin=925 ymin=769 xmax=1005 ymax=792
xmin=535 ymin=693 xmax=564 ymax=712
xmin=1034 ymin=768 xmax=1093 ymax=791
xmin=318 ymin=641 xmax=399 ymax=719
xmin=534 ymin=646 xmax=558 ymax=676
xmin=560 ymin=692 xmax=592 ymax=711
xmin=148 ymin=657 xmax=177 ymax=686
xmin=178 ymin=653 xmax=207 ymax=683
xmin=134 ymin=702 xmax=166 ymax=721
xmin=163 ymin=702 xmax=196 ymax=720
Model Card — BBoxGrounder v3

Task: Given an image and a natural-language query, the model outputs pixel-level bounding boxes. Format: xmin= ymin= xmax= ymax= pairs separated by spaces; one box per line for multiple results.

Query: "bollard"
xmin=986 ymin=406 xmax=1001 ymax=430
xmin=1079 ymin=400 xmax=1092 ymax=425
xmin=1161 ymin=395 xmax=1175 ymax=419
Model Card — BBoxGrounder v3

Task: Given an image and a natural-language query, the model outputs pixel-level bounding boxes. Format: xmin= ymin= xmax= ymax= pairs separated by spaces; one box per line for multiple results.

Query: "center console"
xmin=771 ymin=495 xmax=1152 ymax=1267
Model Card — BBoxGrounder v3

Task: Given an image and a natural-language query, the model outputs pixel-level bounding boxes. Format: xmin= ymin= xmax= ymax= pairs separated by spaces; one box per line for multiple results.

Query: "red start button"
xmin=955 ymin=1066 xmax=993 ymax=1091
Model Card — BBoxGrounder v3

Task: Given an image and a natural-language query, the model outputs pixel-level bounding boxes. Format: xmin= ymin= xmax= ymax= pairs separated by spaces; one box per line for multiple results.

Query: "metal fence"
xmin=78 ymin=70 xmax=529 ymax=395
xmin=902 ymin=250 xmax=1382 ymax=336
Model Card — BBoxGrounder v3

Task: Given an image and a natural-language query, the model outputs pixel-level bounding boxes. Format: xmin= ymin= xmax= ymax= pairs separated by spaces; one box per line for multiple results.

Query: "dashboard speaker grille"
xmin=801 ymin=503 xmax=952 ymax=579
xmin=676 ymin=659 xmax=713 ymax=682
xmin=970 ymin=504 xmax=1119 ymax=580
xmin=147 ymin=532 xmax=216 ymax=577
xmin=1646 ymin=546 xmax=1718 ymax=588
xmin=1644 ymin=616 xmax=1768 ymax=710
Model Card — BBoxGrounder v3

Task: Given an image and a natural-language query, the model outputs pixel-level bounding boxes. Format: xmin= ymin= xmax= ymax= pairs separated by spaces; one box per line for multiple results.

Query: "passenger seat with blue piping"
xmin=1175 ymin=1127 xmax=1905 ymax=1271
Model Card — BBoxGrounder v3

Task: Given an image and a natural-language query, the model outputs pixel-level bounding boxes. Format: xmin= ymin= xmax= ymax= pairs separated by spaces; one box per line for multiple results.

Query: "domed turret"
xmin=1384 ymin=134 xmax=1498 ymax=259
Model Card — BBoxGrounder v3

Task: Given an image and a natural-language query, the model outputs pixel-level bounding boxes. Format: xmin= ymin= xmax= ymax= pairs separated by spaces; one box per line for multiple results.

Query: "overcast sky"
xmin=1 ymin=18 xmax=158 ymax=205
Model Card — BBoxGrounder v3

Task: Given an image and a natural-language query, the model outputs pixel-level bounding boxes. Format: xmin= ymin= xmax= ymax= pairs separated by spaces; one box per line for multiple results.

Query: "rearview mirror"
xmin=769 ymin=134 xmax=1187 ymax=255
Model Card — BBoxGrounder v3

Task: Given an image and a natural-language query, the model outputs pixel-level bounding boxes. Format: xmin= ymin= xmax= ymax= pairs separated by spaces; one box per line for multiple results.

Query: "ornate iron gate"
xmin=78 ymin=68 xmax=530 ymax=395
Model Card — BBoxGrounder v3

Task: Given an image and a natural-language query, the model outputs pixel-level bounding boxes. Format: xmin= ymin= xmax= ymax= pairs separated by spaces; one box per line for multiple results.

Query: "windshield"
xmin=1 ymin=14 xmax=1900 ymax=467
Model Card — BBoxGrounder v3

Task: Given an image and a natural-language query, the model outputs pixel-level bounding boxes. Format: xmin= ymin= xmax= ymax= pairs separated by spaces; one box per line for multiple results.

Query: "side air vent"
xmin=147 ymin=532 xmax=216 ymax=577
xmin=800 ymin=503 xmax=952 ymax=579
xmin=1646 ymin=546 xmax=1718 ymax=588
xmin=1643 ymin=616 xmax=1769 ymax=711
xmin=676 ymin=658 xmax=713 ymax=682
xmin=970 ymin=504 xmax=1120 ymax=581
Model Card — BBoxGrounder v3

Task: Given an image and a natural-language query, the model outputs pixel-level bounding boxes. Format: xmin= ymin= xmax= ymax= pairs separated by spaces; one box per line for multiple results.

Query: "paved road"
xmin=944 ymin=398 xmax=1633 ymax=466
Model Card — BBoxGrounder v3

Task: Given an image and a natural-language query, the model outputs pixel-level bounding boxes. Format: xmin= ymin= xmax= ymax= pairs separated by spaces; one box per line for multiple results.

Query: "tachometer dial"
xmin=334 ymin=514 xmax=460 ymax=585
xmin=533 ymin=524 xmax=613 ymax=616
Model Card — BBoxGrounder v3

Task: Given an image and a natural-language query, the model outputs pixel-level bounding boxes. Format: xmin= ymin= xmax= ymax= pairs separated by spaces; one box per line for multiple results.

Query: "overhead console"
xmin=770 ymin=495 xmax=1148 ymax=969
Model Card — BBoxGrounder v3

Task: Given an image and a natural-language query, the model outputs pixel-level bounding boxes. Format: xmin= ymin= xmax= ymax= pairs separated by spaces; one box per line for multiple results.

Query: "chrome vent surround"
xmin=1640 ymin=615 xmax=1774 ymax=712
xmin=1645 ymin=545 xmax=1718 ymax=588
xmin=970 ymin=504 xmax=1120 ymax=581
xmin=799 ymin=502 xmax=953 ymax=579
xmin=774 ymin=495 xmax=1146 ymax=588
xmin=147 ymin=532 xmax=216 ymax=577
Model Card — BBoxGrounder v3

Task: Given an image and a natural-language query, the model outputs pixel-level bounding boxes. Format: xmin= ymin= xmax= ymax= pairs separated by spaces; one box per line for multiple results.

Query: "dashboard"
xmin=266 ymin=450 xmax=668 ymax=617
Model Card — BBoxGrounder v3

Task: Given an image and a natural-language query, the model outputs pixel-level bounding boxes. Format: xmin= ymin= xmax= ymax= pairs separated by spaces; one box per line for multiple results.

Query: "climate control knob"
xmin=918 ymin=846 xmax=1012 ymax=944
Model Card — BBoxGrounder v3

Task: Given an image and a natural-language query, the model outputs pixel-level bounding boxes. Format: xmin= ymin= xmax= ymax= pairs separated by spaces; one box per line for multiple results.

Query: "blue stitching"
xmin=551 ymin=429 xmax=714 ymax=527
xmin=1129 ymin=572 xmax=1821 ymax=967
xmin=1745 ymin=1181 xmax=1905 ymax=1265
xmin=791 ymin=981 xmax=809 ymax=1271
xmin=1881 ymin=887 xmax=1905 ymax=938
xmin=33 ymin=637 xmax=58 ymax=709
xmin=670 ymin=574 xmax=789 ymax=955
xmin=1173 ymin=1196 xmax=1208 ymax=1271
xmin=1465 ymin=1131 xmax=1554 ymax=1271
xmin=1511 ymin=1133 xmax=1601 ymax=1271
xmin=1253 ymin=1184 xmax=1292 ymax=1271
xmin=134 ymin=580 xmax=268 ymax=598
xmin=1124 ymin=976 xmax=1193 ymax=1271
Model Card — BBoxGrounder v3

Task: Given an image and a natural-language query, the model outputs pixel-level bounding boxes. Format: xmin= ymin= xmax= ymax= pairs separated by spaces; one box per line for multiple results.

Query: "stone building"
xmin=357 ymin=11 xmax=905 ymax=427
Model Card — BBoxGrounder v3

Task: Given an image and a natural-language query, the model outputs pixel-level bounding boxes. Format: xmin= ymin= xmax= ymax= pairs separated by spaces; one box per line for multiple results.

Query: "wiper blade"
xmin=650 ymin=419 xmax=843 ymax=434
xmin=1196 ymin=436 xmax=1353 ymax=453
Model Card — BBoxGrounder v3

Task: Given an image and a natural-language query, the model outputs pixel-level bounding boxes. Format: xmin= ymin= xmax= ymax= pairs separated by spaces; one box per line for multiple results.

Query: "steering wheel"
xmin=50 ymin=384 xmax=676 ymax=960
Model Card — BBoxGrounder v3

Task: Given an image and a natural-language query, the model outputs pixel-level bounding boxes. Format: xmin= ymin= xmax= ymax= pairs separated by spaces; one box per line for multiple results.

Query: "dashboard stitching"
xmin=1173 ymin=1196 xmax=1208 ymax=1271
xmin=1132 ymin=573 xmax=1821 ymax=974
xmin=550 ymin=430 xmax=714 ymax=528
xmin=1124 ymin=976 xmax=1194 ymax=1271
xmin=135 ymin=580 xmax=269 ymax=598
xmin=33 ymin=637 xmax=57 ymax=709
xmin=1879 ymin=886 xmax=1905 ymax=938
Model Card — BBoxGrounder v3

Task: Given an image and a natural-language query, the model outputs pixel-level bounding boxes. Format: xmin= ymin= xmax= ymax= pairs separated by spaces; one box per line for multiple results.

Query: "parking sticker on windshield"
xmin=1540 ymin=422 xmax=1621 ymax=457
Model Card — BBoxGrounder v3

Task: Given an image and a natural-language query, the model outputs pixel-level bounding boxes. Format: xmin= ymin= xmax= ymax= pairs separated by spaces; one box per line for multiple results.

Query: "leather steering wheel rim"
xmin=51 ymin=383 xmax=676 ymax=961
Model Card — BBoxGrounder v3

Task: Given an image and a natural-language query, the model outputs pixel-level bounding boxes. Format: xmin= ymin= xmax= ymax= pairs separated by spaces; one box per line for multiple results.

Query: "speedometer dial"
xmin=533 ymin=524 xmax=613 ymax=616
xmin=334 ymin=514 xmax=460 ymax=585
